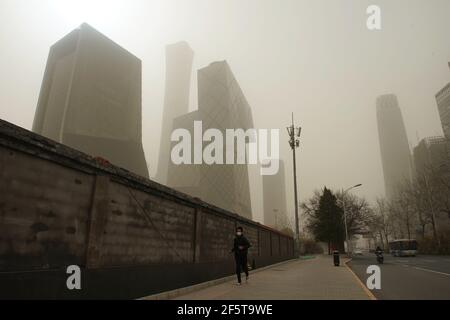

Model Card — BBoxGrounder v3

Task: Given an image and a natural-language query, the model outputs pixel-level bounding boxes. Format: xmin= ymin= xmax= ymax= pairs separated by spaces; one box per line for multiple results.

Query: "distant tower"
xmin=262 ymin=159 xmax=288 ymax=229
xmin=156 ymin=42 xmax=194 ymax=185
xmin=413 ymin=136 xmax=448 ymax=177
xmin=435 ymin=63 xmax=450 ymax=140
xmin=376 ymin=94 xmax=412 ymax=199
xmin=167 ymin=61 xmax=253 ymax=219
xmin=32 ymin=23 xmax=148 ymax=178
xmin=434 ymin=63 xmax=450 ymax=166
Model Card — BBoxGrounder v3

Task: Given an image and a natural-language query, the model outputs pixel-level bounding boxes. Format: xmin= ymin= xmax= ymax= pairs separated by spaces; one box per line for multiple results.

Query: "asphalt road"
xmin=348 ymin=254 xmax=450 ymax=299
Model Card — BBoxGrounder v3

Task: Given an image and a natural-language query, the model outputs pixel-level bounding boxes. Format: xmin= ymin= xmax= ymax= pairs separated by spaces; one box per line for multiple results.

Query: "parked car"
xmin=353 ymin=249 xmax=363 ymax=255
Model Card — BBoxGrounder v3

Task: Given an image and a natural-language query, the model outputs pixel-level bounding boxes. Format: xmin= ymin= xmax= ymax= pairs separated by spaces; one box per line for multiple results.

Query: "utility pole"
xmin=287 ymin=113 xmax=301 ymax=255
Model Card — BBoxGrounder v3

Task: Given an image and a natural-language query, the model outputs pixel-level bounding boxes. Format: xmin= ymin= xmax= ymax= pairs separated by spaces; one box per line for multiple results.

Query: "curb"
xmin=139 ymin=257 xmax=307 ymax=300
xmin=344 ymin=258 xmax=377 ymax=300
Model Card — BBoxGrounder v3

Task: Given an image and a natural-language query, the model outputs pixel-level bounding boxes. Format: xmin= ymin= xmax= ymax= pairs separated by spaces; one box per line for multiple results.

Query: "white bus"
xmin=389 ymin=239 xmax=418 ymax=257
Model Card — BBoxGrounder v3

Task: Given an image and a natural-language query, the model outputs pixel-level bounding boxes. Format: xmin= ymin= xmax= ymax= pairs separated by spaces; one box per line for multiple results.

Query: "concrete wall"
xmin=0 ymin=119 xmax=294 ymax=299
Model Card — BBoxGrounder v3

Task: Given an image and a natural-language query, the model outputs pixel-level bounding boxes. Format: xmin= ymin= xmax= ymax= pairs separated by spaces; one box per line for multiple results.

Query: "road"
xmin=348 ymin=254 xmax=450 ymax=299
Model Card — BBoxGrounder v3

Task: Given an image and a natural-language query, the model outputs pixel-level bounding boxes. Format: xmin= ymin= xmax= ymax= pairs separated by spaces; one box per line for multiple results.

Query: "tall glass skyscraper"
xmin=167 ymin=61 xmax=253 ymax=219
xmin=434 ymin=63 xmax=450 ymax=172
xmin=436 ymin=88 xmax=450 ymax=141
xmin=32 ymin=23 xmax=148 ymax=178
xmin=156 ymin=42 xmax=194 ymax=185
xmin=413 ymin=136 xmax=447 ymax=176
xmin=376 ymin=94 xmax=412 ymax=199
xmin=262 ymin=159 xmax=287 ymax=229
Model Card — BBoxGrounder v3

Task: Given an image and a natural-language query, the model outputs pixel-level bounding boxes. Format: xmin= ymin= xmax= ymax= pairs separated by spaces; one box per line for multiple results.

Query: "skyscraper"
xmin=262 ymin=159 xmax=288 ymax=229
xmin=435 ymin=63 xmax=450 ymax=165
xmin=167 ymin=61 xmax=253 ymax=219
xmin=413 ymin=136 xmax=448 ymax=176
xmin=376 ymin=94 xmax=412 ymax=199
xmin=436 ymin=82 xmax=450 ymax=139
xmin=32 ymin=23 xmax=148 ymax=178
xmin=156 ymin=42 xmax=194 ymax=185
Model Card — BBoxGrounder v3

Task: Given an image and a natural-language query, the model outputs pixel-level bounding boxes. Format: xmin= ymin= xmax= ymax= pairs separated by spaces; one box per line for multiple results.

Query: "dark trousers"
xmin=235 ymin=254 xmax=248 ymax=283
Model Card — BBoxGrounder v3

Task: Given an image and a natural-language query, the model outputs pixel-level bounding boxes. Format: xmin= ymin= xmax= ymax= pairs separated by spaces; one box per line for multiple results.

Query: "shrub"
xmin=299 ymin=237 xmax=324 ymax=255
xmin=417 ymin=234 xmax=450 ymax=255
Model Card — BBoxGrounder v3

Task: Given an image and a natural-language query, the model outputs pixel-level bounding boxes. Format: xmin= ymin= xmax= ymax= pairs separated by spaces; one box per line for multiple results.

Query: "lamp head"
xmin=287 ymin=127 xmax=293 ymax=136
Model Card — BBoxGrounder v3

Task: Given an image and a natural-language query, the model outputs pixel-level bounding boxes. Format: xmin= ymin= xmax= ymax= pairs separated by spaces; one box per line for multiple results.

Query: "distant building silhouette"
xmin=262 ymin=159 xmax=287 ymax=229
xmin=32 ymin=23 xmax=148 ymax=178
xmin=376 ymin=94 xmax=412 ymax=199
xmin=156 ymin=42 xmax=194 ymax=185
xmin=167 ymin=61 xmax=253 ymax=219
xmin=413 ymin=136 xmax=448 ymax=176
xmin=436 ymin=86 xmax=450 ymax=139
xmin=435 ymin=63 xmax=450 ymax=163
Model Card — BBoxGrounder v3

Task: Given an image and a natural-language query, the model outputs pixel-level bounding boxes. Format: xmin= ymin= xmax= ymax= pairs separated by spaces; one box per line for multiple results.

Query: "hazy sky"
xmin=1 ymin=0 xmax=449 ymax=226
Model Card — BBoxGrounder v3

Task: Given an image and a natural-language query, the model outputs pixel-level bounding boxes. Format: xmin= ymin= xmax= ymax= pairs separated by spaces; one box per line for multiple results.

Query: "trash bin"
xmin=333 ymin=250 xmax=340 ymax=266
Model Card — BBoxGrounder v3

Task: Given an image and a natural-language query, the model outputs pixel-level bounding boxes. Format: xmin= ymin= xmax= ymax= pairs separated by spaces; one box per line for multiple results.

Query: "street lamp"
xmin=287 ymin=113 xmax=302 ymax=255
xmin=342 ymin=183 xmax=362 ymax=257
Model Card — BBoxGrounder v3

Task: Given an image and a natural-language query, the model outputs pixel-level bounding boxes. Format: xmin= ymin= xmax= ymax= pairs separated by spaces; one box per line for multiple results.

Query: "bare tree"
xmin=300 ymin=189 xmax=322 ymax=219
xmin=334 ymin=190 xmax=374 ymax=237
xmin=371 ymin=198 xmax=392 ymax=248
xmin=391 ymin=179 xmax=418 ymax=240
xmin=403 ymin=177 xmax=430 ymax=238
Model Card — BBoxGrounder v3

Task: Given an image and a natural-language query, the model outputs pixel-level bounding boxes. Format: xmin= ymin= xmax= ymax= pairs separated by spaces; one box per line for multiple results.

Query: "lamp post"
xmin=342 ymin=183 xmax=362 ymax=257
xmin=287 ymin=113 xmax=301 ymax=255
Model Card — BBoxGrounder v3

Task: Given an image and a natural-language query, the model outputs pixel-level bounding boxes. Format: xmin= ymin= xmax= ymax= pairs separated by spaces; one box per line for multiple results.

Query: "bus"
xmin=388 ymin=239 xmax=418 ymax=257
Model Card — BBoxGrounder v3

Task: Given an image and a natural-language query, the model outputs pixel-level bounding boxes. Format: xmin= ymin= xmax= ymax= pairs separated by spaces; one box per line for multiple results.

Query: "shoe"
xmin=235 ymin=282 xmax=242 ymax=286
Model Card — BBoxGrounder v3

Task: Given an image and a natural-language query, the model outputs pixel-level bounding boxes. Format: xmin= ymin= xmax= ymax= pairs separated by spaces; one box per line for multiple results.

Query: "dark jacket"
xmin=231 ymin=235 xmax=251 ymax=257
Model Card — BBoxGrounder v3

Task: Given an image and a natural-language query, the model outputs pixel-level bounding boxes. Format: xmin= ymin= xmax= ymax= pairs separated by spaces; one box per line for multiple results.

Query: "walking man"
xmin=231 ymin=226 xmax=251 ymax=285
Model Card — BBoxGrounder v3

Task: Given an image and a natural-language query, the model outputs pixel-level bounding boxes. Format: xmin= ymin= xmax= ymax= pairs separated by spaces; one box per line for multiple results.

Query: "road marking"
xmin=412 ymin=266 xmax=450 ymax=277
xmin=344 ymin=259 xmax=377 ymax=300
xmin=389 ymin=261 xmax=409 ymax=267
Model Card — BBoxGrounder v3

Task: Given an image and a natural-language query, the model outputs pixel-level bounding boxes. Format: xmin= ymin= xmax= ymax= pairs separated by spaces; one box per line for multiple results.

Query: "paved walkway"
xmin=174 ymin=255 xmax=371 ymax=300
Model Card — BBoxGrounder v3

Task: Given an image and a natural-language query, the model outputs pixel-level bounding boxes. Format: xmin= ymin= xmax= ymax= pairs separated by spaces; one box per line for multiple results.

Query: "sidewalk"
xmin=173 ymin=255 xmax=371 ymax=300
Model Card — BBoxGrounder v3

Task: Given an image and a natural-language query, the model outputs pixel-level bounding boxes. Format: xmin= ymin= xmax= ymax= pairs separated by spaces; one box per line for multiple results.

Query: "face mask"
xmin=236 ymin=232 xmax=242 ymax=236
